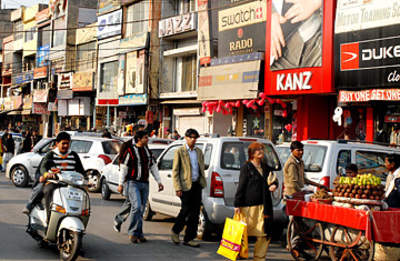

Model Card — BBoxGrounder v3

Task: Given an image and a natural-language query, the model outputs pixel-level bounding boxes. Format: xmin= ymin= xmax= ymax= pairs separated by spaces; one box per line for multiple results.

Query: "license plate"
xmin=67 ymin=188 xmax=83 ymax=201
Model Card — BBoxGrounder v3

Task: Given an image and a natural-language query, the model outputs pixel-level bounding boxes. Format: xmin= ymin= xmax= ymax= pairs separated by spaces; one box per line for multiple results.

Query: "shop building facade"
xmin=197 ymin=0 xmax=267 ymax=137
xmin=264 ymin=0 xmax=338 ymax=143
xmin=334 ymin=0 xmax=400 ymax=145
xmin=158 ymin=0 xmax=207 ymax=137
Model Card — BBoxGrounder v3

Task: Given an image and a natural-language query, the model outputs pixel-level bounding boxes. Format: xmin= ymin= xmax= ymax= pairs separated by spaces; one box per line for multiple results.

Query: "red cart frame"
xmin=285 ymin=200 xmax=400 ymax=261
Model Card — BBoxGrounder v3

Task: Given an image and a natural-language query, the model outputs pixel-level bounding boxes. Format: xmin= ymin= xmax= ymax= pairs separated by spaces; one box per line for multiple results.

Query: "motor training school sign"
xmin=335 ymin=0 xmax=400 ymax=89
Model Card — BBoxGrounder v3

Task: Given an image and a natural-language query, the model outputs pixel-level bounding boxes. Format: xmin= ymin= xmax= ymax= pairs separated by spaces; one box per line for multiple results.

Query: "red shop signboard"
xmin=264 ymin=0 xmax=335 ymax=95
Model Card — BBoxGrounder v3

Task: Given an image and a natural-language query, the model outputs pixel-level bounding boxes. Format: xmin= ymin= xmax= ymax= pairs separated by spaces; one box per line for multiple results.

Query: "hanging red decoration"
xmin=282 ymin=110 xmax=288 ymax=118
xmin=285 ymin=124 xmax=292 ymax=132
xmin=234 ymin=100 xmax=241 ymax=107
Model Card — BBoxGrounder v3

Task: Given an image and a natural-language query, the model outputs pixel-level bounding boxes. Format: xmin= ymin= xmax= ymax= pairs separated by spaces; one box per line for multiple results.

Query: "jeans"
xmin=2 ymin=152 xmax=12 ymax=171
xmin=127 ymin=181 xmax=149 ymax=237
xmin=114 ymin=198 xmax=131 ymax=225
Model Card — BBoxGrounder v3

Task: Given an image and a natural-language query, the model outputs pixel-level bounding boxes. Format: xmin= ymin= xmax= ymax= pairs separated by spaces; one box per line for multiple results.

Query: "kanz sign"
xmin=159 ymin=13 xmax=197 ymax=38
xmin=264 ymin=0 xmax=335 ymax=95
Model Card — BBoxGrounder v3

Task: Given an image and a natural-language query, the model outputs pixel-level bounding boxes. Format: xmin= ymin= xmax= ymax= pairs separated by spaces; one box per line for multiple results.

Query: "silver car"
xmin=5 ymin=136 xmax=121 ymax=189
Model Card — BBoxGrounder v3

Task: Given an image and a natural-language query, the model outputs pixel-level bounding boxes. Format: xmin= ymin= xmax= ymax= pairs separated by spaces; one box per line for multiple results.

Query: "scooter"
xmin=26 ymin=171 xmax=90 ymax=261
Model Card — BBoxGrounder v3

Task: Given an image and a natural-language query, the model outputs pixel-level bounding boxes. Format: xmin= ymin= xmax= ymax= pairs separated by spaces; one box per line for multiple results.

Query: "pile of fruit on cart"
xmin=331 ymin=174 xmax=387 ymax=210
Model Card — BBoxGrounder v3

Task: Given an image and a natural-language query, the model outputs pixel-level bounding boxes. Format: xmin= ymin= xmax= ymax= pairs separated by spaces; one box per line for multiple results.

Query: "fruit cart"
xmin=285 ymin=199 xmax=400 ymax=261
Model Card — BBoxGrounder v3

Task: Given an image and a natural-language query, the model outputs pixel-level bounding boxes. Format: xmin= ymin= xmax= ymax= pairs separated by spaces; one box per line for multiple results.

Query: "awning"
xmin=160 ymin=99 xmax=202 ymax=105
xmin=0 ymin=109 xmax=19 ymax=115
xmin=198 ymin=60 xmax=261 ymax=101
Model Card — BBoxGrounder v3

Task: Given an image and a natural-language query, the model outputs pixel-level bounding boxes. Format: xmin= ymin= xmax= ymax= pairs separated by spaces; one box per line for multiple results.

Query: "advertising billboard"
xmin=264 ymin=0 xmax=335 ymax=95
xmin=217 ymin=0 xmax=267 ymax=57
xmin=335 ymin=0 xmax=400 ymax=90
xmin=97 ymin=9 xmax=122 ymax=40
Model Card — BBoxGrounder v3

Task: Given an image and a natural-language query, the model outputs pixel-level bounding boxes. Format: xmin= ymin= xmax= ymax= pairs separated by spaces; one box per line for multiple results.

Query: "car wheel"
xmin=101 ymin=179 xmax=111 ymax=200
xmin=143 ymin=201 xmax=154 ymax=221
xmin=87 ymin=170 xmax=101 ymax=192
xmin=197 ymin=206 xmax=215 ymax=241
xmin=11 ymin=165 xmax=29 ymax=187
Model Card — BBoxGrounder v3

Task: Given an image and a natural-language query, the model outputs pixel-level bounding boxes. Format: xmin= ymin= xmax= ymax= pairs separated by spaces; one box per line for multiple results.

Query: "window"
xmin=337 ymin=150 xmax=351 ymax=176
xmin=356 ymin=151 xmax=389 ymax=180
xmin=302 ymin=145 xmax=327 ymax=172
xmin=177 ymin=0 xmax=196 ymax=14
xmin=71 ymin=140 xmax=93 ymax=153
xmin=125 ymin=1 xmax=149 ymax=37
xmin=158 ymin=144 xmax=204 ymax=170
xmin=77 ymin=42 xmax=97 ymax=70
xmin=38 ymin=25 xmax=51 ymax=47
xmin=25 ymin=28 xmax=35 ymax=42
xmin=150 ymin=149 xmax=164 ymax=160
xmin=36 ymin=139 xmax=56 ymax=154
xmin=221 ymin=142 xmax=280 ymax=170
xmin=52 ymin=18 xmax=65 ymax=47
xmin=204 ymin=144 xmax=213 ymax=170
xmin=174 ymin=54 xmax=197 ymax=92
xmin=100 ymin=61 xmax=119 ymax=92
xmin=102 ymin=141 xmax=121 ymax=155
xmin=159 ymin=145 xmax=180 ymax=170
xmin=13 ymin=20 xmax=23 ymax=40
xmin=276 ymin=146 xmax=291 ymax=165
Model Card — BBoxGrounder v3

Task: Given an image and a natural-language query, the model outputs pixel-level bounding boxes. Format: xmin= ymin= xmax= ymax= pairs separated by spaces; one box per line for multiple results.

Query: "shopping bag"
xmin=217 ymin=217 xmax=246 ymax=261
xmin=233 ymin=213 xmax=248 ymax=259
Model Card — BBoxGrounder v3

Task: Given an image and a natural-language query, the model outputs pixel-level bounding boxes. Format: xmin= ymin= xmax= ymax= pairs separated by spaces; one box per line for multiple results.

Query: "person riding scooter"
xmin=23 ymin=132 xmax=86 ymax=217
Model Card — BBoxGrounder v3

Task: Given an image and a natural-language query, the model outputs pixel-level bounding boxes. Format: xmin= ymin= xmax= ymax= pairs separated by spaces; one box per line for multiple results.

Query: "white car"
xmin=276 ymin=140 xmax=400 ymax=189
xmin=5 ymin=136 xmax=122 ymax=190
xmin=100 ymin=143 xmax=169 ymax=199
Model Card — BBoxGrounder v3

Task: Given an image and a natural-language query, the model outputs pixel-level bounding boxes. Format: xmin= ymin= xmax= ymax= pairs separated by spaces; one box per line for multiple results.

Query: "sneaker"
xmin=113 ymin=221 xmax=121 ymax=233
xmin=22 ymin=207 xmax=30 ymax=216
xmin=171 ymin=232 xmax=180 ymax=244
xmin=129 ymin=235 xmax=139 ymax=244
xmin=183 ymin=240 xmax=200 ymax=248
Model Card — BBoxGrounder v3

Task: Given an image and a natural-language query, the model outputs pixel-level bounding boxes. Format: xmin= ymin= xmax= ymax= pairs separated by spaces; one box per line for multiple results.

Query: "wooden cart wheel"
xmin=286 ymin=218 xmax=324 ymax=260
xmin=329 ymin=226 xmax=374 ymax=261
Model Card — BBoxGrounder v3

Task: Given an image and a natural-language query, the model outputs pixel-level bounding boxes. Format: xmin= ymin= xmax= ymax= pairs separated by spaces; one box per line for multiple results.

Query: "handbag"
xmin=217 ymin=217 xmax=247 ymax=261
xmin=233 ymin=213 xmax=248 ymax=259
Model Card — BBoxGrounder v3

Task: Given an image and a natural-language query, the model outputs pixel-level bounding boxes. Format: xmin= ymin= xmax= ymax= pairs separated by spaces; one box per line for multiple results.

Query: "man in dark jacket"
xmin=115 ymin=131 xmax=164 ymax=244
xmin=2 ymin=133 xmax=14 ymax=170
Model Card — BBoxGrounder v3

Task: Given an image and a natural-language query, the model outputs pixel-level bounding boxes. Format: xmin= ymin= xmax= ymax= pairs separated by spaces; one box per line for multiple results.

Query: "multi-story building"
xmin=48 ymin=0 xmax=97 ymax=133
xmin=96 ymin=0 xmax=161 ymax=134
xmin=70 ymin=22 xmax=97 ymax=130
xmin=158 ymin=0 xmax=207 ymax=137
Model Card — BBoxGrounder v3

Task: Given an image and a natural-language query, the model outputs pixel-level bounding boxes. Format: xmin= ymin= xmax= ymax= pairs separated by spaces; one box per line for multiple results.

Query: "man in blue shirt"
xmin=171 ymin=129 xmax=207 ymax=247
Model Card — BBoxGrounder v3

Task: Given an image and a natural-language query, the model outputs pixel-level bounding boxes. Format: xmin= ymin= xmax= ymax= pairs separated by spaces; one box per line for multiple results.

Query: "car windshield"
xmin=276 ymin=144 xmax=327 ymax=172
xmin=221 ymin=141 xmax=281 ymax=170
xmin=276 ymin=146 xmax=291 ymax=165
xmin=302 ymin=145 xmax=327 ymax=172
xmin=102 ymin=140 xmax=122 ymax=155
xmin=33 ymin=138 xmax=53 ymax=152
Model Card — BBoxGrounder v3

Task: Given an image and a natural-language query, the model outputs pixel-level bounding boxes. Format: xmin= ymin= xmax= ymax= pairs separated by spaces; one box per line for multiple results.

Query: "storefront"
xmin=198 ymin=53 xmax=264 ymax=137
xmin=334 ymin=0 xmax=400 ymax=144
xmin=264 ymin=0 xmax=337 ymax=143
xmin=197 ymin=0 xmax=268 ymax=137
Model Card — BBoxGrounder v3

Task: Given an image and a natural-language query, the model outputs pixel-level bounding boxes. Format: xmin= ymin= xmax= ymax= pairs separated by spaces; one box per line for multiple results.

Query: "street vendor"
xmin=283 ymin=141 xmax=328 ymax=197
xmin=384 ymin=154 xmax=400 ymax=208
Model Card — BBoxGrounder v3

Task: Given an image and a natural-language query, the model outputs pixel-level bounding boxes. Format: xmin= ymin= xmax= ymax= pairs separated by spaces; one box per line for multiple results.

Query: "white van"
xmin=144 ymin=137 xmax=282 ymax=239
xmin=276 ymin=140 xmax=400 ymax=190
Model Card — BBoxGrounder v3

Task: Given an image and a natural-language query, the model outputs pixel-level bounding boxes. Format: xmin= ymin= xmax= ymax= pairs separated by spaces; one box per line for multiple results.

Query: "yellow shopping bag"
xmin=233 ymin=213 xmax=248 ymax=259
xmin=217 ymin=217 xmax=247 ymax=261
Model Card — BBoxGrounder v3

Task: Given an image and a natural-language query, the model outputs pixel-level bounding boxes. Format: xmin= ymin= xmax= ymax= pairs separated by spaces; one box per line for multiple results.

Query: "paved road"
xmin=0 ymin=174 xmax=292 ymax=261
